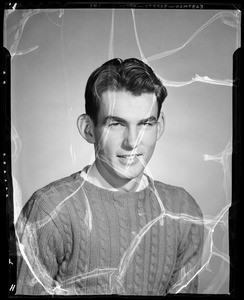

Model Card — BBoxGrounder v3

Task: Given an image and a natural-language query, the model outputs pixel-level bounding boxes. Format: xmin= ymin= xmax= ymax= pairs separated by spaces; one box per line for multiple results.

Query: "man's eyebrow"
xmin=138 ymin=116 xmax=158 ymax=124
xmin=103 ymin=116 xmax=126 ymax=124
xmin=103 ymin=115 xmax=158 ymax=125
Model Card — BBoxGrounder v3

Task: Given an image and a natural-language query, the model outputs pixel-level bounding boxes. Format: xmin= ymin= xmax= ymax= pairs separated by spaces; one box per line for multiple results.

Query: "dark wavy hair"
xmin=85 ymin=58 xmax=167 ymax=126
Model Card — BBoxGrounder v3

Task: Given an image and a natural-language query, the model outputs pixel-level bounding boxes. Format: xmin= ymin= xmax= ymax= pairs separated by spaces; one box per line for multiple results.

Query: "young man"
xmin=15 ymin=58 xmax=204 ymax=295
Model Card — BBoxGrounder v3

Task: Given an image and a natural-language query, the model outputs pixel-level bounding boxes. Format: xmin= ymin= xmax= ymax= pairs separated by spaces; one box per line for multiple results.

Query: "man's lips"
xmin=117 ymin=154 xmax=143 ymax=166
xmin=117 ymin=154 xmax=142 ymax=158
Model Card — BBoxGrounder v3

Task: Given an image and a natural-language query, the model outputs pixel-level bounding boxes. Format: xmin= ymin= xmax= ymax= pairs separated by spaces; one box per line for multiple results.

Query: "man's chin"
xmin=115 ymin=167 xmax=144 ymax=182
xmin=98 ymin=159 xmax=146 ymax=186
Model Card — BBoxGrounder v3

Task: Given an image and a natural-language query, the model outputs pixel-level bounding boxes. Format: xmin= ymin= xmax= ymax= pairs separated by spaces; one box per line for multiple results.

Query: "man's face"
xmin=93 ymin=90 xmax=162 ymax=188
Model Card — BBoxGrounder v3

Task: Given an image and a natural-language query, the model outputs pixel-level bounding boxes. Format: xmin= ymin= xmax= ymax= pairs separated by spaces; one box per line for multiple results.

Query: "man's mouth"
xmin=117 ymin=154 xmax=142 ymax=158
xmin=117 ymin=154 xmax=143 ymax=166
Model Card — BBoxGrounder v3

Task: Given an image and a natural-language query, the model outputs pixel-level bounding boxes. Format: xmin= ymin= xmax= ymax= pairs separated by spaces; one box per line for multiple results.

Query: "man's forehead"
xmin=100 ymin=90 xmax=157 ymax=114
xmin=97 ymin=92 xmax=158 ymax=123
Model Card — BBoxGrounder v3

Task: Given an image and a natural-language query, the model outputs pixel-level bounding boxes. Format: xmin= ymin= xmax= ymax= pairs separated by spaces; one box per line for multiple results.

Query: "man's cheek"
xmin=142 ymin=135 xmax=157 ymax=149
xmin=143 ymin=142 xmax=156 ymax=161
xmin=97 ymin=141 xmax=114 ymax=157
xmin=98 ymin=128 xmax=114 ymax=146
xmin=95 ymin=131 xmax=108 ymax=150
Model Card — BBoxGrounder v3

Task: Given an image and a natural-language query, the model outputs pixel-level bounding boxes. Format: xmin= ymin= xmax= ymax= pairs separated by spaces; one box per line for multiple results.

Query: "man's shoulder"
xmin=153 ymin=180 xmax=183 ymax=193
xmin=37 ymin=171 xmax=82 ymax=195
xmin=23 ymin=171 xmax=84 ymax=213
xmin=152 ymin=179 xmax=187 ymax=199
xmin=152 ymin=179 xmax=203 ymax=218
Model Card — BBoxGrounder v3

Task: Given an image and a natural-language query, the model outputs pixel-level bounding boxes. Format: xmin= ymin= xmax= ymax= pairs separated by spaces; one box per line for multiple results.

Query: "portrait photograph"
xmin=2 ymin=2 xmax=241 ymax=297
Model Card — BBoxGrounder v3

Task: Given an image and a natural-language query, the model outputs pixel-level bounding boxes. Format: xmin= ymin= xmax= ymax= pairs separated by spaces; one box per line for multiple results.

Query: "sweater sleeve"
xmin=15 ymin=191 xmax=65 ymax=295
xmin=166 ymin=188 xmax=204 ymax=294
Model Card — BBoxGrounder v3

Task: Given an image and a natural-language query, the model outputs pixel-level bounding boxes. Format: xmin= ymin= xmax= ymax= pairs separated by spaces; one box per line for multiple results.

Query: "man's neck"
xmin=81 ymin=162 xmax=148 ymax=192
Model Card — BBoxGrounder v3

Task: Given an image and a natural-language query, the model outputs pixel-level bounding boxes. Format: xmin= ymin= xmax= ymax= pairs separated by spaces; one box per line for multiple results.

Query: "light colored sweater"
xmin=15 ymin=171 xmax=204 ymax=295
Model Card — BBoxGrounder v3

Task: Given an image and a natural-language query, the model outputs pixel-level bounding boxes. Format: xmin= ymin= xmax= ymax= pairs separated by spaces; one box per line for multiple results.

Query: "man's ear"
xmin=156 ymin=111 xmax=166 ymax=141
xmin=77 ymin=114 xmax=95 ymax=144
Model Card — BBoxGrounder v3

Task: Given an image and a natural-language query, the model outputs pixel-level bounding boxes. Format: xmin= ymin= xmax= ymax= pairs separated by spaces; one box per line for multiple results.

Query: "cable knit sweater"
xmin=15 ymin=171 xmax=204 ymax=295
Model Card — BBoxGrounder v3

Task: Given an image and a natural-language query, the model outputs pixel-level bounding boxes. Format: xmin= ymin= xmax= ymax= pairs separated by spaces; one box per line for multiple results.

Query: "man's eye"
xmin=142 ymin=122 xmax=153 ymax=126
xmin=109 ymin=122 xmax=122 ymax=127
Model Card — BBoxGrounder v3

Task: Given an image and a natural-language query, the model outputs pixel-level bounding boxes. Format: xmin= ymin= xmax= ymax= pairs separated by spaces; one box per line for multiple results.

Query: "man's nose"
xmin=123 ymin=127 xmax=139 ymax=149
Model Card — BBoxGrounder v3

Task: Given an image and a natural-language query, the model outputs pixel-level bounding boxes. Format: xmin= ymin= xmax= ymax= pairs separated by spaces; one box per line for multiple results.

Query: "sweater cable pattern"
xmin=15 ymin=173 xmax=204 ymax=295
